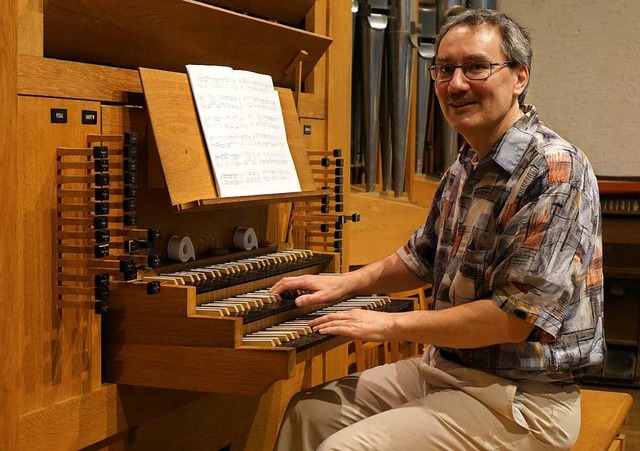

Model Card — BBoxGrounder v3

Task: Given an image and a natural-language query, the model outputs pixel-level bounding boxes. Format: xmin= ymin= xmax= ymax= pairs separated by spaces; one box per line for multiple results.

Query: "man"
xmin=272 ymin=8 xmax=604 ymax=451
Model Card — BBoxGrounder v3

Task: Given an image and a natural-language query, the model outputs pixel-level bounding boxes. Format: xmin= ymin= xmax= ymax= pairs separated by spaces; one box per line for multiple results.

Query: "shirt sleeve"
xmin=396 ymin=175 xmax=447 ymax=283
xmin=489 ymin=179 xmax=599 ymax=338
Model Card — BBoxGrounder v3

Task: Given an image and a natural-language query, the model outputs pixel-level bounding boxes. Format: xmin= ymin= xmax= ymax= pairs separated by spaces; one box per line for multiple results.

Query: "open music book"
xmin=186 ymin=65 xmax=301 ymax=198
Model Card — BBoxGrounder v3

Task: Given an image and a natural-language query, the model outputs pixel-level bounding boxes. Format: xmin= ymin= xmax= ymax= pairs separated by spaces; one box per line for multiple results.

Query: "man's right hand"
xmin=269 ymin=273 xmax=354 ymax=307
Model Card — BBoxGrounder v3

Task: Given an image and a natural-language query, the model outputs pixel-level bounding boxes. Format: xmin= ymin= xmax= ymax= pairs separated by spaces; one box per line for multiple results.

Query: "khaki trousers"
xmin=274 ymin=346 xmax=580 ymax=451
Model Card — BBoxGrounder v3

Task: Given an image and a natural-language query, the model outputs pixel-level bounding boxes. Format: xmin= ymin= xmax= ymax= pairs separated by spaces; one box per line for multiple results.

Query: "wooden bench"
xmin=573 ymin=389 xmax=633 ymax=450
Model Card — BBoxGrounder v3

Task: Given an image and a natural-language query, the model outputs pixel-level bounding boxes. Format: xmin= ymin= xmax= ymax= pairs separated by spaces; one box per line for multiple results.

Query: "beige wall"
xmin=499 ymin=0 xmax=640 ymax=177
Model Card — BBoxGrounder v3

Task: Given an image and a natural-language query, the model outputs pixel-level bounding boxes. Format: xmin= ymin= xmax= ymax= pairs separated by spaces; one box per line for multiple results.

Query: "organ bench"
xmin=574 ymin=389 xmax=633 ymax=451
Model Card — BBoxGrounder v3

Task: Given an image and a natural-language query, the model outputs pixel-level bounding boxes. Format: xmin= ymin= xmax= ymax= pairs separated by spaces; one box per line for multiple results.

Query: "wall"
xmin=499 ymin=0 xmax=640 ymax=177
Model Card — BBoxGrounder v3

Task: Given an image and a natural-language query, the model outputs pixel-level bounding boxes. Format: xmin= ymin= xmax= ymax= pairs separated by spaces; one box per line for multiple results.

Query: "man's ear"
xmin=514 ymin=64 xmax=529 ymax=98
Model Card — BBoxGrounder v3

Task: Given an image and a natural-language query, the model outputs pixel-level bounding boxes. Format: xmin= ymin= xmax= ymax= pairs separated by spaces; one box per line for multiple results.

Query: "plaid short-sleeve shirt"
xmin=398 ymin=105 xmax=605 ymax=382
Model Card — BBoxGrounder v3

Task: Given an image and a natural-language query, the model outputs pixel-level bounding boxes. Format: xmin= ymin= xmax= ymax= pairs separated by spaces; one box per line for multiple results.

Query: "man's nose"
xmin=447 ymin=67 xmax=469 ymax=92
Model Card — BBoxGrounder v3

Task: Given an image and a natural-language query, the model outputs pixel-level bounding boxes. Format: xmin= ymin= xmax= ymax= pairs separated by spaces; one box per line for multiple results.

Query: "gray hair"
xmin=435 ymin=9 xmax=533 ymax=105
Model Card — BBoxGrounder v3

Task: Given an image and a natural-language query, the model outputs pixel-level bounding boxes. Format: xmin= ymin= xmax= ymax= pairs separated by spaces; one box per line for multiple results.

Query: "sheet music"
xmin=186 ymin=65 xmax=301 ymax=197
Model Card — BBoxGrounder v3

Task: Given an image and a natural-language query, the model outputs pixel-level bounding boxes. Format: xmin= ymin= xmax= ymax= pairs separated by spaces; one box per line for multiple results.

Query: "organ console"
xmin=103 ymin=247 xmax=413 ymax=395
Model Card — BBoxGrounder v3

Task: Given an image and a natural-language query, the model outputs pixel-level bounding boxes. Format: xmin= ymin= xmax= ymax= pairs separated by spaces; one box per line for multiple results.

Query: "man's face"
xmin=434 ymin=24 xmax=526 ymax=142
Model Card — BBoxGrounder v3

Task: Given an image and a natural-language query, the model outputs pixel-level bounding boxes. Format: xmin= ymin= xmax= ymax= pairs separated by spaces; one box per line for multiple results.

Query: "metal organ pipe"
xmin=380 ymin=46 xmax=393 ymax=192
xmin=359 ymin=1 xmax=389 ymax=192
xmin=414 ymin=6 xmax=436 ymax=174
xmin=388 ymin=0 xmax=418 ymax=196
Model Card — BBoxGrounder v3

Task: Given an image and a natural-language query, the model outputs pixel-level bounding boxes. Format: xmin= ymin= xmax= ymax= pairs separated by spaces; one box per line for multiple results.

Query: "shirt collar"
xmin=459 ymin=105 xmax=539 ymax=174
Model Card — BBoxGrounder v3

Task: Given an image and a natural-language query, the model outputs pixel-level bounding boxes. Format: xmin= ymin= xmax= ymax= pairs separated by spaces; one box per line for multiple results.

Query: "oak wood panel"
xmin=19 ymin=383 xmax=254 ymax=451
xmin=139 ymin=68 xmax=216 ymax=206
xmin=199 ymin=0 xmax=316 ymax=26
xmin=19 ymin=384 xmax=123 ymax=450
xmin=349 ymin=191 xmax=429 ymax=266
xmin=280 ymin=87 xmax=317 ymax=192
xmin=323 ymin=343 xmax=349 ymax=381
xmin=103 ymin=283 xmax=240 ymax=348
xmin=298 ymin=92 xmax=326 ymax=119
xmin=108 ymin=389 xmax=260 ymax=451
xmin=244 ymin=362 xmax=307 ymax=450
xmin=1 ymin=0 xmax=20 ymax=447
xmin=304 ymin=354 xmax=325 ymax=388
xmin=301 ymin=118 xmax=327 ymax=152
xmin=18 ymin=56 xmax=142 ymax=102
xmin=44 ymin=0 xmax=331 ymax=89
xmin=195 ymin=189 xmax=331 ymax=210
xmin=325 ymin=0 xmax=352 ymax=272
xmin=18 ymin=0 xmax=43 ymax=56
xmin=410 ymin=174 xmax=440 ymax=209
xmin=103 ymin=344 xmax=294 ymax=396
xmin=18 ymin=96 xmax=102 ymax=415
xmin=305 ymin=0 xmax=328 ymax=98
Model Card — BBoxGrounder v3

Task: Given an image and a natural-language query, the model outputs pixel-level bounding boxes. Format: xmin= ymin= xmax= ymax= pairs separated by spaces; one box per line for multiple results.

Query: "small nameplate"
xmin=94 ymin=217 xmax=108 ymax=230
xmin=124 ymin=239 xmax=138 ymax=254
xmin=124 ymin=185 xmax=137 ymax=198
xmin=82 ymin=110 xmax=98 ymax=125
xmin=147 ymin=228 xmax=161 ymax=242
xmin=119 ymin=259 xmax=134 ymax=272
xmin=147 ymin=253 xmax=161 ymax=268
xmin=124 ymin=132 xmax=138 ymax=145
xmin=94 ymin=188 xmax=110 ymax=201
xmin=50 ymin=108 xmax=67 ymax=124
xmin=303 ymin=124 xmax=312 ymax=135
xmin=123 ymin=144 xmax=137 ymax=159
xmin=124 ymin=214 xmax=137 ymax=226
xmin=94 ymin=273 xmax=110 ymax=288
xmin=94 ymin=243 xmax=110 ymax=258
xmin=147 ymin=281 xmax=161 ymax=295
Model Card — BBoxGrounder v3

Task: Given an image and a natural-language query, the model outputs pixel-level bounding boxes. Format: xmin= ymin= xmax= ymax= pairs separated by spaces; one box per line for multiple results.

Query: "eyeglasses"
xmin=429 ymin=61 xmax=513 ymax=82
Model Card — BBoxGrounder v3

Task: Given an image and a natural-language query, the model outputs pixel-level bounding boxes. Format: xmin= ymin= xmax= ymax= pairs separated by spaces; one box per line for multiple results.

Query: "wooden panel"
xmin=305 ymin=0 xmax=328 ymax=97
xmin=323 ymin=343 xmax=349 ymax=381
xmin=409 ymin=174 xmax=440 ymax=209
xmin=297 ymin=92 xmax=326 ymax=119
xmin=18 ymin=0 xmax=43 ymax=56
xmin=301 ymin=118 xmax=327 ymax=152
xmin=103 ymin=344 xmax=294 ymax=396
xmin=1 ymin=0 xmax=20 ymax=447
xmin=244 ymin=362 xmax=307 ymax=450
xmin=19 ymin=384 xmax=123 ymax=451
xmin=349 ymin=191 xmax=429 ymax=266
xmin=44 ymin=0 xmax=332 ymax=89
xmin=111 ymin=389 xmax=261 ymax=451
xmin=325 ymin=0 xmax=352 ymax=272
xmin=18 ymin=56 xmax=142 ymax=102
xmin=139 ymin=68 xmax=216 ymax=206
xmin=17 ymin=96 xmax=102 ymax=415
xmin=200 ymin=0 xmax=316 ymax=26
xmin=18 ymin=383 xmax=257 ymax=451
xmin=280 ymin=88 xmax=316 ymax=192
xmin=103 ymin=283 xmax=240 ymax=348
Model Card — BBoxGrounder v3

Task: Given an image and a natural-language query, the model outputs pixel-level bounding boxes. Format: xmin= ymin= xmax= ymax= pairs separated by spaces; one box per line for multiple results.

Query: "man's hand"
xmin=269 ymin=273 xmax=354 ymax=307
xmin=309 ymin=309 xmax=395 ymax=342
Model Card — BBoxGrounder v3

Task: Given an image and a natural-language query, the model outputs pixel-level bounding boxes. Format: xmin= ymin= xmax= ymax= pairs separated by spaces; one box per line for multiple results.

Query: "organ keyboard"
xmin=102 ymin=248 xmax=413 ymax=396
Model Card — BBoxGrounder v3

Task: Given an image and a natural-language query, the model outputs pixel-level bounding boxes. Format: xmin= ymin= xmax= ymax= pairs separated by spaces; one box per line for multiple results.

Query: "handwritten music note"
xmin=187 ymin=65 xmax=301 ymax=197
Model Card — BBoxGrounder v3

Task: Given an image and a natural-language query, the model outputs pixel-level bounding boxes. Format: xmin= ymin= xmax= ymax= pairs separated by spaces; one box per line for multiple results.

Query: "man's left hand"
xmin=309 ymin=309 xmax=395 ymax=342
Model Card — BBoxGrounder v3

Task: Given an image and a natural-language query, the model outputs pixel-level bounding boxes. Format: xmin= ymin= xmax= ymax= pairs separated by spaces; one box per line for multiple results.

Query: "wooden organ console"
xmin=3 ymin=1 xmax=413 ymax=450
xmin=104 ymin=248 xmax=412 ymax=395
